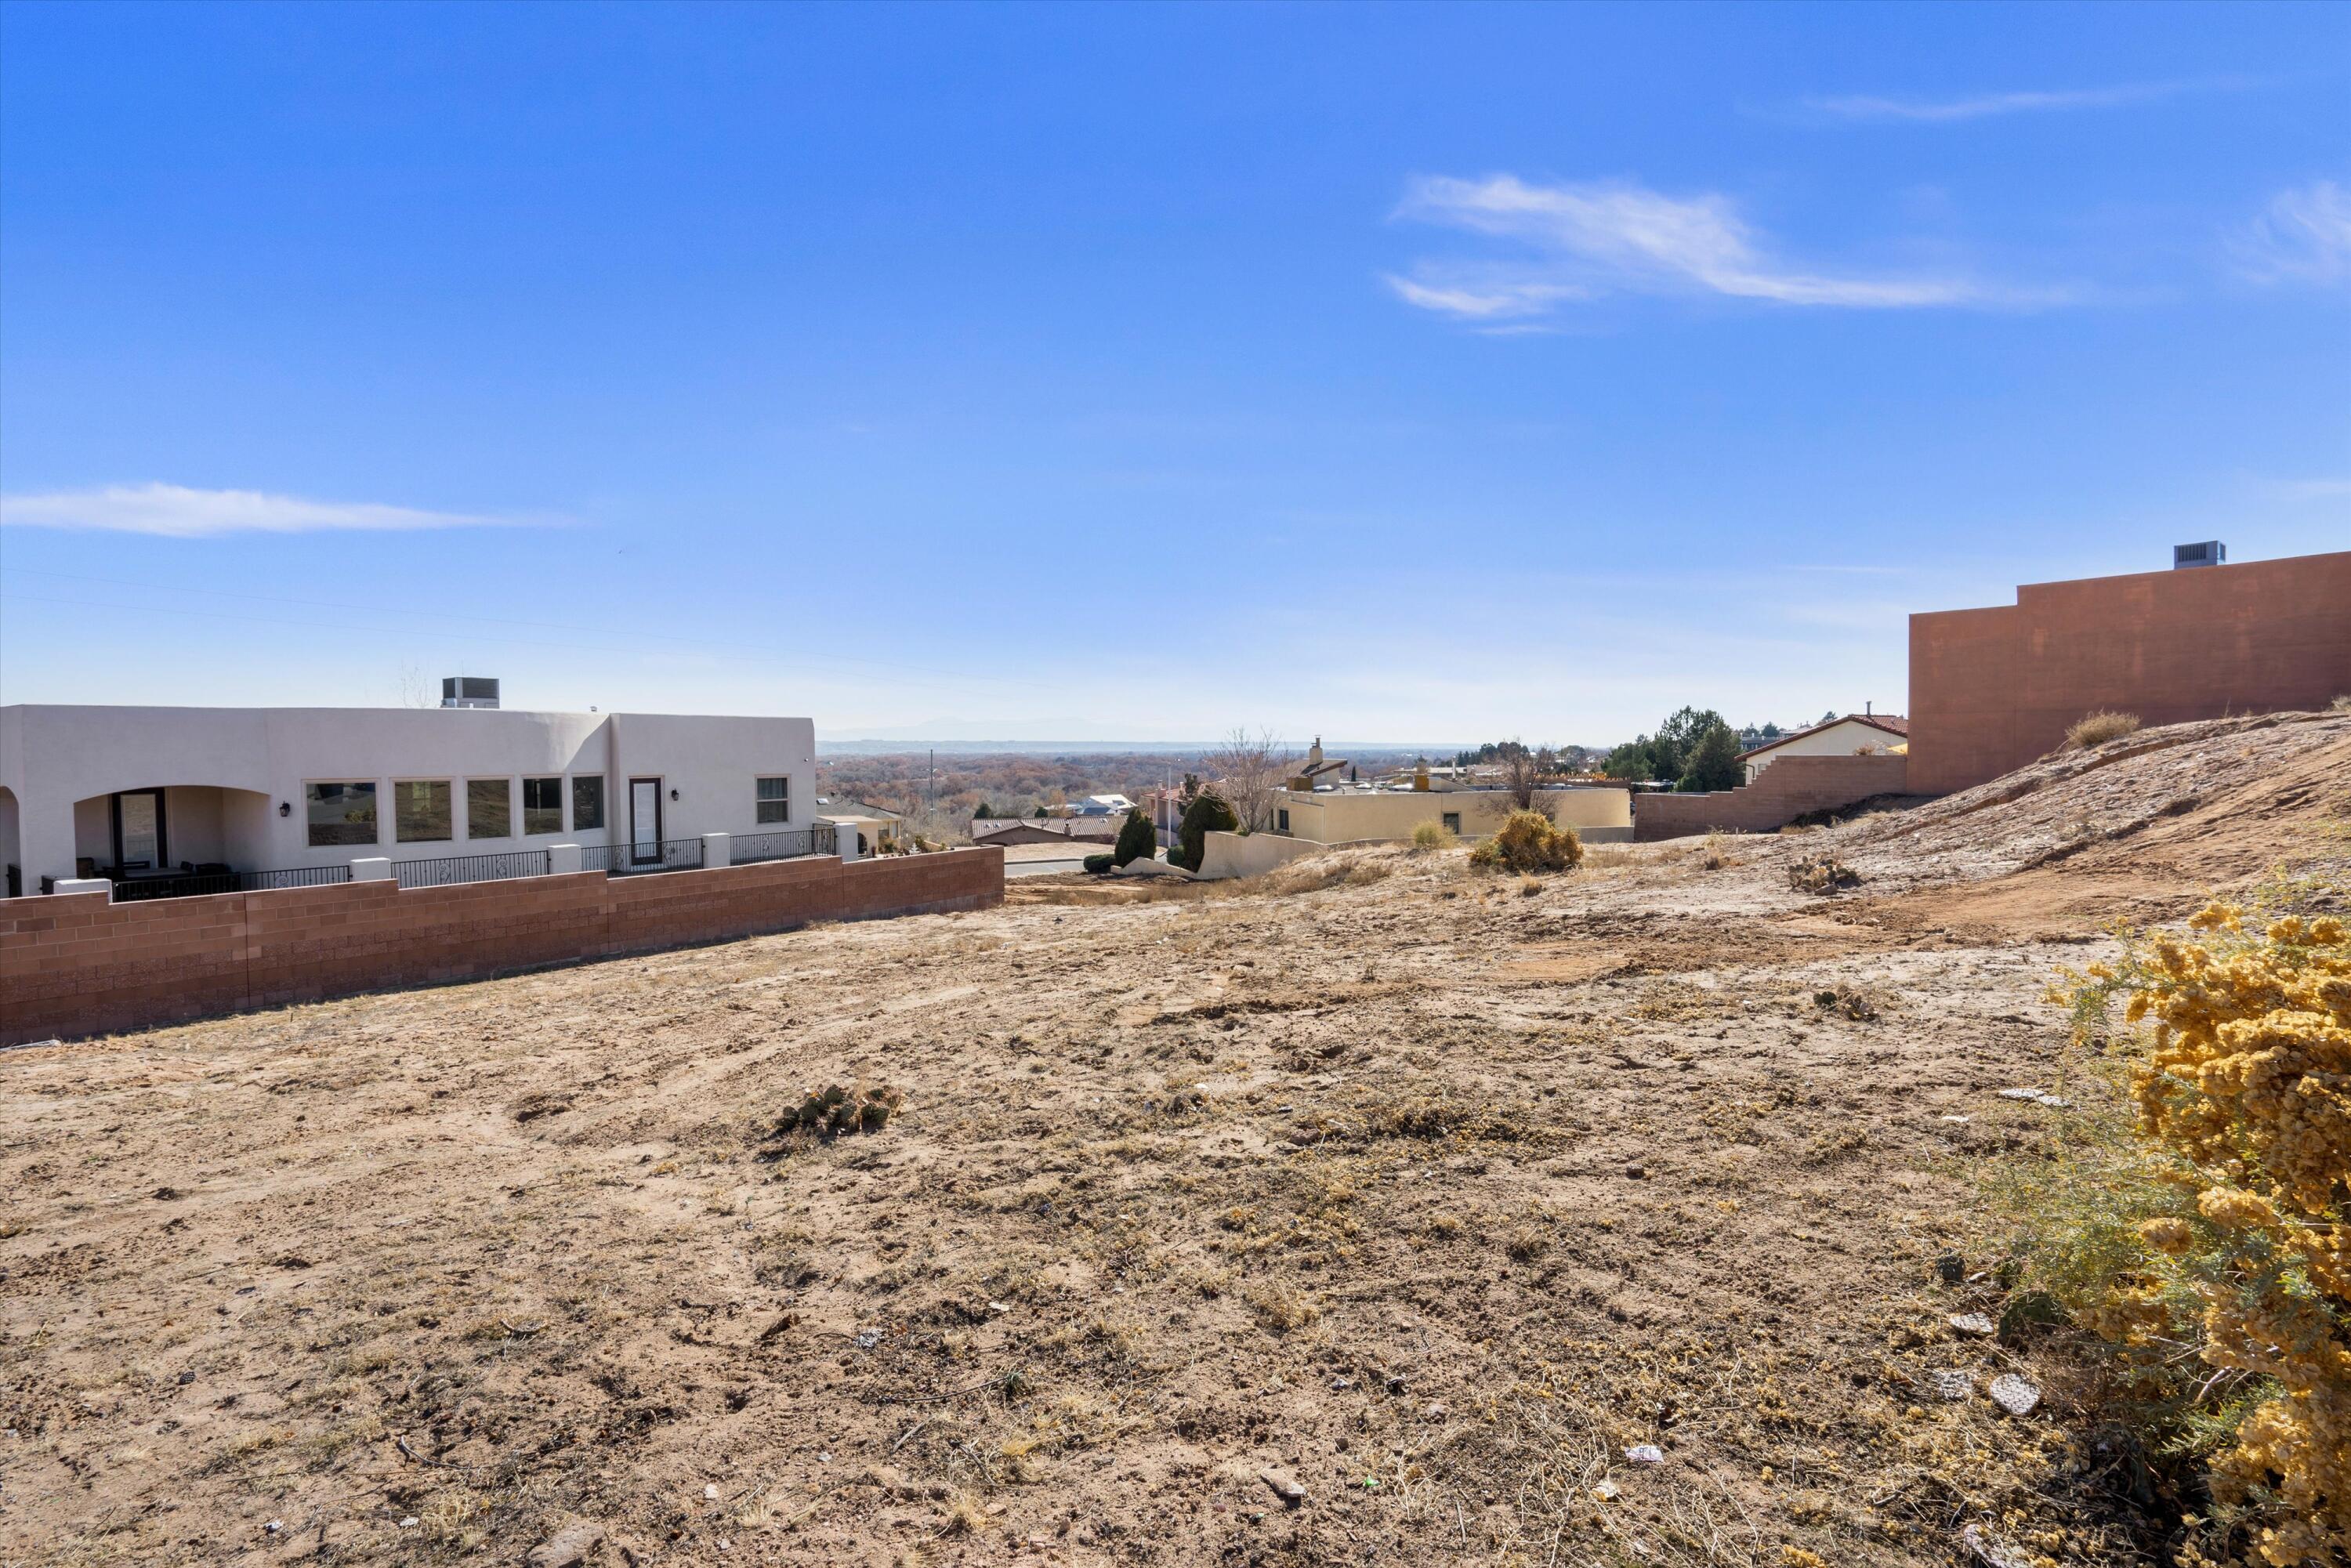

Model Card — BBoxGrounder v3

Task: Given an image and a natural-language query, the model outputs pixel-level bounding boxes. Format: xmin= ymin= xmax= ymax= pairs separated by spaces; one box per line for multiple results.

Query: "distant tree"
xmin=1113 ymin=808 xmax=1155 ymax=867
xmin=1171 ymin=791 xmax=1240 ymax=871
xmin=1598 ymin=708 xmax=1730 ymax=783
xmin=1495 ymin=739 xmax=1551 ymax=814
xmin=1600 ymin=740 xmax=1654 ymax=780
xmin=1032 ymin=805 xmax=1049 ymax=818
xmin=1205 ymin=728 xmax=1295 ymax=834
xmin=1650 ymin=707 xmax=1727 ymax=780
xmin=973 ymin=801 xmax=998 ymax=821
xmin=1676 ymin=723 xmax=1744 ymax=793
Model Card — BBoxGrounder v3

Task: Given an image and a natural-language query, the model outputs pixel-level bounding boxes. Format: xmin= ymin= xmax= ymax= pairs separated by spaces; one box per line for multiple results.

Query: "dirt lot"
xmin=5 ymin=712 xmax=2346 ymax=1568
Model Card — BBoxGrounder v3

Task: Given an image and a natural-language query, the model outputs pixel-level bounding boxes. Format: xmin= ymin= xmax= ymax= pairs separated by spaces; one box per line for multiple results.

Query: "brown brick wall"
xmin=0 ymin=849 xmax=1002 ymax=1045
xmin=1632 ymin=754 xmax=1912 ymax=842
xmin=1909 ymin=552 xmax=2351 ymax=795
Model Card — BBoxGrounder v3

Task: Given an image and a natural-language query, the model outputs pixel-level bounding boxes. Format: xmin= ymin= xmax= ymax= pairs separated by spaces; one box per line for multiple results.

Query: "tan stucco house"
xmin=1737 ymin=713 xmax=1908 ymax=785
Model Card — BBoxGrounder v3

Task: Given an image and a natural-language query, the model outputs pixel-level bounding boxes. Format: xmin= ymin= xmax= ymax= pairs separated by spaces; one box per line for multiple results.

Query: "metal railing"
xmin=390 ymin=849 xmax=551 ymax=889
xmin=583 ymin=837 xmax=705 ymax=876
xmin=57 ymin=825 xmax=860 ymax=904
xmin=730 ymin=827 xmax=822 ymax=865
xmin=110 ymin=864 xmax=355 ymax=902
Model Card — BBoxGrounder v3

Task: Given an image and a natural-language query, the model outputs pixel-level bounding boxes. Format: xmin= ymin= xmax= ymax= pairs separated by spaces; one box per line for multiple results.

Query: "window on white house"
xmin=571 ymin=777 xmax=604 ymax=831
xmin=1442 ymin=812 xmax=1462 ymax=835
xmin=755 ymin=776 xmax=790 ymax=824
xmin=467 ymin=778 xmax=513 ymax=839
xmin=1277 ymin=808 xmax=1291 ymax=833
xmin=394 ymin=780 xmax=453 ymax=842
xmin=308 ymin=782 xmax=378 ymax=847
xmin=523 ymin=777 xmax=563 ymax=835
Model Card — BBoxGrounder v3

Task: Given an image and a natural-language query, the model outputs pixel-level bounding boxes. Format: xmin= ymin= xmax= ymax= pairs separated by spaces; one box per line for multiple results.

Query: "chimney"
xmin=441 ymin=676 xmax=500 ymax=709
xmin=2173 ymin=541 xmax=2226 ymax=570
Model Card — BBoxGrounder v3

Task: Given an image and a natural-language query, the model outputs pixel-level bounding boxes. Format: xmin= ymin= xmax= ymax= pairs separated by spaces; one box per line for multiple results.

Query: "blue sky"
xmin=2 ymin=2 xmax=2345 ymax=745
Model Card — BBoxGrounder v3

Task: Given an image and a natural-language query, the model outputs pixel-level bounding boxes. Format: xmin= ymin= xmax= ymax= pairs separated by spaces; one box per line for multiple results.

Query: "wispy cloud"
xmin=2230 ymin=180 xmax=2351 ymax=286
xmin=1387 ymin=175 xmax=2066 ymax=323
xmin=1805 ymin=76 xmax=2252 ymax=123
xmin=0 ymin=483 xmax=538 ymax=538
xmin=2264 ymin=475 xmax=2351 ymax=502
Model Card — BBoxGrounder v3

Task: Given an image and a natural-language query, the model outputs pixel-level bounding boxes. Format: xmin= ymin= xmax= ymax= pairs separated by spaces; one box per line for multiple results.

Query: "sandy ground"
xmin=3 ymin=712 xmax=2346 ymax=1568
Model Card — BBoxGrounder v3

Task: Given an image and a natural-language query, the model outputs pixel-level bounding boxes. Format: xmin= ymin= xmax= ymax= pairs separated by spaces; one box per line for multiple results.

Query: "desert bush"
xmin=2333 ymin=694 xmax=2351 ymax=713
xmin=2023 ymin=907 xmax=2349 ymax=1565
xmin=1410 ymin=819 xmax=1454 ymax=851
xmin=1081 ymin=852 xmax=1114 ymax=875
xmin=1786 ymin=856 xmax=1860 ymax=894
xmin=2066 ymin=709 xmax=2143 ymax=750
xmin=1112 ymin=807 xmax=1155 ymax=867
xmin=780 ymin=1084 xmax=903 ymax=1139
xmin=1243 ymin=1280 xmax=1319 ymax=1332
xmin=1170 ymin=791 xmax=1239 ymax=871
xmin=1468 ymin=810 xmax=1582 ymax=874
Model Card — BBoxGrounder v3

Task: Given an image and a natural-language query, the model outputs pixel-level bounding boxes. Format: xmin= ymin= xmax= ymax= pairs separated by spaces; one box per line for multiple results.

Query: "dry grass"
xmin=2064 ymin=709 xmax=2143 ymax=749
xmin=11 ymin=714 xmax=2348 ymax=1566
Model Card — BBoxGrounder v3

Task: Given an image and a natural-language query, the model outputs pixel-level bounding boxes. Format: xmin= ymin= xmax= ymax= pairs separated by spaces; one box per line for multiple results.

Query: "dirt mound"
xmin=1825 ymin=708 xmax=2351 ymax=936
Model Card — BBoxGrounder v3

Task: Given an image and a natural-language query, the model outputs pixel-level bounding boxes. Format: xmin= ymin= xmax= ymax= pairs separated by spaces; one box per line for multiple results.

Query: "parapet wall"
xmin=1908 ymin=552 xmax=2351 ymax=796
xmin=1633 ymin=755 xmax=1911 ymax=842
xmin=0 ymin=849 xmax=1002 ymax=1046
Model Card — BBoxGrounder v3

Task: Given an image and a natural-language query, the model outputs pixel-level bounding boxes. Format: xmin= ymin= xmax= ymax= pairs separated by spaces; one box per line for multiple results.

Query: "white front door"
xmin=629 ymin=777 xmax=661 ymax=864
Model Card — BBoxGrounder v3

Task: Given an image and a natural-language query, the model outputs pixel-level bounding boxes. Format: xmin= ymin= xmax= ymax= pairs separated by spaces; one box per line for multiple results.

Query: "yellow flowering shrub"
xmin=2051 ymin=905 xmax=2349 ymax=1566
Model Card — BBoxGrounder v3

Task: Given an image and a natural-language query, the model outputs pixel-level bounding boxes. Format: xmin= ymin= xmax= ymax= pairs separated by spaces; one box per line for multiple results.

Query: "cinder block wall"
xmin=1633 ymin=755 xmax=1911 ymax=842
xmin=0 ymin=849 xmax=1003 ymax=1045
xmin=1908 ymin=552 xmax=2351 ymax=796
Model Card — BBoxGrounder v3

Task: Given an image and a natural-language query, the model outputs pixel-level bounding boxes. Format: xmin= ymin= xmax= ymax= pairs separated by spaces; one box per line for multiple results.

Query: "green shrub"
xmin=1170 ymin=791 xmax=1239 ymax=871
xmin=1113 ymin=808 xmax=1155 ymax=867
xmin=1469 ymin=810 xmax=1582 ymax=873
xmin=1410 ymin=819 xmax=1454 ymax=851
xmin=1675 ymin=722 xmax=1744 ymax=792
xmin=1081 ymin=852 xmax=1114 ymax=874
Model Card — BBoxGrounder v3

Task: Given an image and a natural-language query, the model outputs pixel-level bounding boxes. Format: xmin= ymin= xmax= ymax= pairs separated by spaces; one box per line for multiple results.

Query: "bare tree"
xmin=1206 ymin=727 xmax=1297 ymax=833
xmin=1494 ymin=738 xmax=1556 ymax=817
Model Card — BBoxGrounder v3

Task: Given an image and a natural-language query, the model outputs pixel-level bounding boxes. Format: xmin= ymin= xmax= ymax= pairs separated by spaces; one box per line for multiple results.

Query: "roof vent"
xmin=441 ymin=675 xmax=500 ymax=709
xmin=2173 ymin=541 xmax=2226 ymax=570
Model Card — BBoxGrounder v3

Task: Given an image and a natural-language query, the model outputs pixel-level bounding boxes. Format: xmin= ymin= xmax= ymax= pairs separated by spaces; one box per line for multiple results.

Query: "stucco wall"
xmin=1743 ymin=719 xmax=1903 ymax=783
xmin=0 ymin=705 xmax=817 ymax=886
xmin=0 ymin=846 xmax=1002 ymax=1045
xmin=1633 ymin=754 xmax=1911 ymax=842
xmin=1908 ymin=552 xmax=2351 ymax=796
xmin=1195 ymin=831 xmax=1373 ymax=879
xmin=1273 ymin=786 xmax=1632 ymax=845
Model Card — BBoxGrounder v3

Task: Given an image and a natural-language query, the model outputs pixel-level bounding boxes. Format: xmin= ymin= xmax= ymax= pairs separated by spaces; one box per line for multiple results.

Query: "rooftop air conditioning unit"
xmin=441 ymin=676 xmax=500 ymax=709
xmin=2173 ymin=541 xmax=2226 ymax=570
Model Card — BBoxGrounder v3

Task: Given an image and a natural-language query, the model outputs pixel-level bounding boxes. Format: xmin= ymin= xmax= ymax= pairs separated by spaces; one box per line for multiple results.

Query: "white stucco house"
xmin=1736 ymin=712 xmax=1908 ymax=785
xmin=0 ymin=697 xmax=831 ymax=897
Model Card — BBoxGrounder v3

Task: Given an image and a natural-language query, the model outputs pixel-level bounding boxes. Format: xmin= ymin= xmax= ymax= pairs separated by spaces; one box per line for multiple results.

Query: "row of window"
xmin=304 ymin=775 xmax=788 ymax=848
